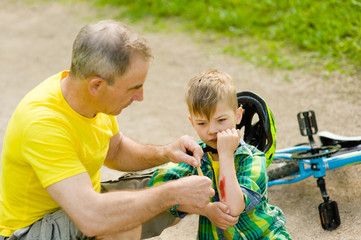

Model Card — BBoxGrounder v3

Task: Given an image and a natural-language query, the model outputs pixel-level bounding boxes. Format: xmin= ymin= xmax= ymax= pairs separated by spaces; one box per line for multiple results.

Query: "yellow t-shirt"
xmin=0 ymin=71 xmax=119 ymax=236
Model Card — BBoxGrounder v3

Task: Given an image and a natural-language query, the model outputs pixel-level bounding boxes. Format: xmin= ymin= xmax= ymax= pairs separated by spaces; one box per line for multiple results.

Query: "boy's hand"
xmin=217 ymin=128 xmax=241 ymax=156
xmin=166 ymin=135 xmax=203 ymax=167
xmin=205 ymin=202 xmax=239 ymax=229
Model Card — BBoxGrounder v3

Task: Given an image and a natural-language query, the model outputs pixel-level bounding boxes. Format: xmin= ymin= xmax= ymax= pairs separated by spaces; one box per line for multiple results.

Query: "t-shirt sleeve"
xmin=109 ymin=115 xmax=119 ymax=135
xmin=23 ymin=120 xmax=86 ymax=188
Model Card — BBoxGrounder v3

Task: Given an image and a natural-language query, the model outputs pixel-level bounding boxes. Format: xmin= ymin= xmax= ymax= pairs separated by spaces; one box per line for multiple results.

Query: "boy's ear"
xmin=188 ymin=115 xmax=194 ymax=127
xmin=88 ymin=77 xmax=106 ymax=96
xmin=236 ymin=107 xmax=243 ymax=125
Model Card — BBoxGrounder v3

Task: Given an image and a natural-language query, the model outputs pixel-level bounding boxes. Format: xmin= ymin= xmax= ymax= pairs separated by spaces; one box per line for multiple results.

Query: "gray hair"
xmin=70 ymin=19 xmax=152 ymax=85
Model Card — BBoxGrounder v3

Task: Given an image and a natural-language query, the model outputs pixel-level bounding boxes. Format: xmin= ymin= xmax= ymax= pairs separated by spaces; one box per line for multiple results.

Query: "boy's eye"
xmin=218 ymin=118 xmax=226 ymax=122
xmin=197 ymin=122 xmax=206 ymax=126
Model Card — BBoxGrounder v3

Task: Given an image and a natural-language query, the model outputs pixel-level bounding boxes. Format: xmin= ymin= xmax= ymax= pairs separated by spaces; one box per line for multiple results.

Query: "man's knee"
xmin=95 ymin=225 xmax=142 ymax=240
xmin=171 ymin=218 xmax=182 ymax=226
xmin=141 ymin=211 xmax=178 ymax=239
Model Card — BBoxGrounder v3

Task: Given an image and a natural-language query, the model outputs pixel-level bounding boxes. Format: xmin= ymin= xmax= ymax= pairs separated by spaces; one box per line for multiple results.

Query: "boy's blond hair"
xmin=186 ymin=69 xmax=238 ymax=120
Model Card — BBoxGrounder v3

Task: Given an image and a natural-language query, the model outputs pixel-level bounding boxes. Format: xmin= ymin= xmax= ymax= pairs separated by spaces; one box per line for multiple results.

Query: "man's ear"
xmin=88 ymin=77 xmax=106 ymax=96
xmin=236 ymin=107 xmax=243 ymax=125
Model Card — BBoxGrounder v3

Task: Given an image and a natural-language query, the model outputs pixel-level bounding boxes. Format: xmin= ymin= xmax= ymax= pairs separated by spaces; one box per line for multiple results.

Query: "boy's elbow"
xmin=229 ymin=202 xmax=245 ymax=216
xmin=227 ymin=191 xmax=246 ymax=216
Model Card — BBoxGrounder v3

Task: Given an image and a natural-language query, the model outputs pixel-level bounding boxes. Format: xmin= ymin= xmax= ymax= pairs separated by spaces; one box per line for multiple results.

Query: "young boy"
xmin=148 ymin=69 xmax=291 ymax=239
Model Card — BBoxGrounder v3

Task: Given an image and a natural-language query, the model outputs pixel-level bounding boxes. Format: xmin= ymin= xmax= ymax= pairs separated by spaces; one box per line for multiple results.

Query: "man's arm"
xmin=46 ymin=172 xmax=214 ymax=237
xmin=104 ymin=132 xmax=203 ymax=171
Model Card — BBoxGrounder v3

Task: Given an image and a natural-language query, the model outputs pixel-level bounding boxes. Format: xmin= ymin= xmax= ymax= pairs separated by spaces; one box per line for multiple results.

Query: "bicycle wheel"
xmin=267 ymin=159 xmax=299 ymax=181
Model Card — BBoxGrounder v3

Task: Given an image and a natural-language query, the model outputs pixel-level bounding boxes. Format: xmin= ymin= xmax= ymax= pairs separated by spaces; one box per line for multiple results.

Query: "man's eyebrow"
xmin=128 ymin=84 xmax=143 ymax=91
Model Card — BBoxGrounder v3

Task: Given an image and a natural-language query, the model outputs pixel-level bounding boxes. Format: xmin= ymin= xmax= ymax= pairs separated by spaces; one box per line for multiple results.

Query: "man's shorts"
xmin=1 ymin=170 xmax=176 ymax=240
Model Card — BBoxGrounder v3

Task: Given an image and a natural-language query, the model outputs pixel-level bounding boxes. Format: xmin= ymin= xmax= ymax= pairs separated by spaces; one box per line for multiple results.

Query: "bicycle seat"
xmin=236 ymin=91 xmax=277 ymax=167
xmin=318 ymin=131 xmax=361 ymax=148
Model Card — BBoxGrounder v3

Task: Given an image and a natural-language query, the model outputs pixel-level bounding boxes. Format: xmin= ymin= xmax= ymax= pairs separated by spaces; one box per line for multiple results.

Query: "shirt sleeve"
xmin=148 ymin=162 xmax=195 ymax=218
xmin=236 ymin=144 xmax=268 ymax=213
xmin=109 ymin=115 xmax=119 ymax=135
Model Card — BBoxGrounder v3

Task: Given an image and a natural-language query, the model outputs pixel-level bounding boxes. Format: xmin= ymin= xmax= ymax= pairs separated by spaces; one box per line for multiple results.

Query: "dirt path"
xmin=1 ymin=1 xmax=360 ymax=239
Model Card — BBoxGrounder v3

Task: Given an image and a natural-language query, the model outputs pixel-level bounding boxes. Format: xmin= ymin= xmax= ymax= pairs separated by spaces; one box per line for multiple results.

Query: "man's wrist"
xmin=161 ymin=179 xmax=181 ymax=206
xmin=159 ymin=144 xmax=172 ymax=163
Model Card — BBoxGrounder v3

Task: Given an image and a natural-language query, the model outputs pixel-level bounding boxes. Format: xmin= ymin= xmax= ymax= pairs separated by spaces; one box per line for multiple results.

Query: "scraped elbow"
xmin=229 ymin=200 xmax=245 ymax=217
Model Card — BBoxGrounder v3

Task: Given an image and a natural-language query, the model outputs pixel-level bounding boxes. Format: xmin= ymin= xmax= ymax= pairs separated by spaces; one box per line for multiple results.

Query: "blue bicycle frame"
xmin=268 ymin=145 xmax=361 ymax=187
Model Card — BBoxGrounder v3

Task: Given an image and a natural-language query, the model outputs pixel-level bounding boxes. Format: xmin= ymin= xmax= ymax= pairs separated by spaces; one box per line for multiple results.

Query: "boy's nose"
xmin=208 ymin=122 xmax=218 ymax=135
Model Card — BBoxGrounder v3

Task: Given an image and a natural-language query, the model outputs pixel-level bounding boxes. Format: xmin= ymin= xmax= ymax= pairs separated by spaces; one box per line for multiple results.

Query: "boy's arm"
xmin=178 ymin=202 xmax=239 ymax=230
xmin=234 ymin=144 xmax=268 ymax=214
xmin=217 ymin=129 xmax=245 ymax=216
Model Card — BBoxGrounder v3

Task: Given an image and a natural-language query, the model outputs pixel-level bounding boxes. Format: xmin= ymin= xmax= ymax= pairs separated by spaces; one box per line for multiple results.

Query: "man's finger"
xmin=192 ymin=147 xmax=204 ymax=163
xmin=183 ymin=154 xmax=199 ymax=167
xmin=218 ymin=202 xmax=231 ymax=214
xmin=185 ymin=145 xmax=203 ymax=167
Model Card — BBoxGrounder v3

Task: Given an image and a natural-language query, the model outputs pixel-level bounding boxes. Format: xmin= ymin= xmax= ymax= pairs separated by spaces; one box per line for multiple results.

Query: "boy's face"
xmin=189 ymin=101 xmax=242 ymax=149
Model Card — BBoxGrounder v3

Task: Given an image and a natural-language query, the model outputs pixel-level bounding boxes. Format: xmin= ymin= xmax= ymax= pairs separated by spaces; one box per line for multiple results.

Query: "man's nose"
xmin=132 ymin=88 xmax=144 ymax=101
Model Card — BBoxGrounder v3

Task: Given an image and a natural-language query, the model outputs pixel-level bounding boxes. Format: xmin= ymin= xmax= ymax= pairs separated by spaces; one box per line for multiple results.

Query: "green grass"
xmin=87 ymin=0 xmax=361 ymax=78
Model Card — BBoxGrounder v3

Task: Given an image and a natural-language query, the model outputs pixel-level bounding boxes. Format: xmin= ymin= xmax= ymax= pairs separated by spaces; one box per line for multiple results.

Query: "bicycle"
xmin=236 ymin=92 xmax=361 ymax=231
xmin=266 ymin=110 xmax=361 ymax=231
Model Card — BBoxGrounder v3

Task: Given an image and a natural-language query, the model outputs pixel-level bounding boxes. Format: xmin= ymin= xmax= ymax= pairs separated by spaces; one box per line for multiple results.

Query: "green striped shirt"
xmin=149 ymin=141 xmax=291 ymax=240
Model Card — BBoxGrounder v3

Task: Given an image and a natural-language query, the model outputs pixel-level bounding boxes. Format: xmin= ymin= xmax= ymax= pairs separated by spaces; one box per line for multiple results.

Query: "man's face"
xmin=100 ymin=55 xmax=150 ymax=116
xmin=189 ymin=101 xmax=242 ymax=149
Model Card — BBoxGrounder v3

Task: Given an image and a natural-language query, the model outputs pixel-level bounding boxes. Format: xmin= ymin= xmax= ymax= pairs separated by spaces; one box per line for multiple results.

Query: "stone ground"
xmin=1 ymin=1 xmax=360 ymax=239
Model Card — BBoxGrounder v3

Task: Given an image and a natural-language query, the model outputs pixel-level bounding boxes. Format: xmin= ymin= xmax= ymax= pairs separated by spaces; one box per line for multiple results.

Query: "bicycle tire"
xmin=267 ymin=159 xmax=299 ymax=181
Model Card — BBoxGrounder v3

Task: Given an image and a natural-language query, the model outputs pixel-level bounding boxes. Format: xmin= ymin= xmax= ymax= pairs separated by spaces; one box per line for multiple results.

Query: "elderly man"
xmin=0 ymin=20 xmax=214 ymax=239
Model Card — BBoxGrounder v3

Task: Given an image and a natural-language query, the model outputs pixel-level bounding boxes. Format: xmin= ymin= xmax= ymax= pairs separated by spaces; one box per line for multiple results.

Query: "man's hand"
xmin=166 ymin=135 xmax=204 ymax=167
xmin=174 ymin=175 xmax=214 ymax=209
xmin=205 ymin=202 xmax=239 ymax=230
